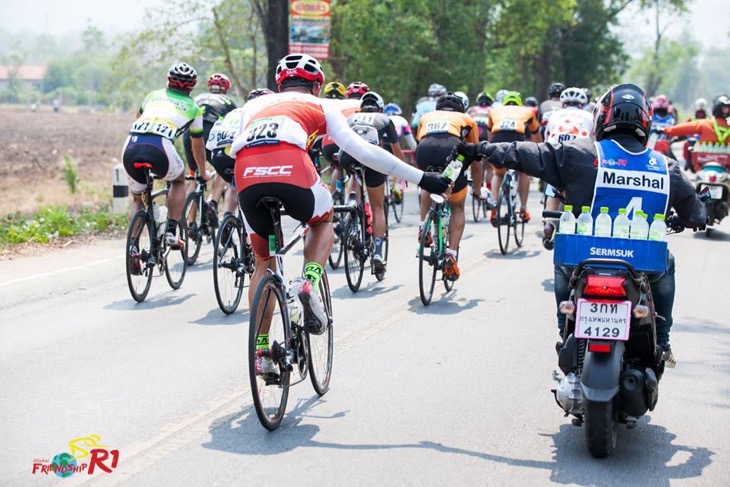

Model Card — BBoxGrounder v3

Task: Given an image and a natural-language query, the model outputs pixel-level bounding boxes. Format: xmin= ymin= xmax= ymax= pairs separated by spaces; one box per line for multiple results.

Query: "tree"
xmin=251 ymin=0 xmax=288 ymax=91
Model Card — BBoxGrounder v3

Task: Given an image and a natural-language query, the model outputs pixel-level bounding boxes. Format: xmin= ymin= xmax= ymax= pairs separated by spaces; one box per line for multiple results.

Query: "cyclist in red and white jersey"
xmin=230 ymin=54 xmax=450 ymax=344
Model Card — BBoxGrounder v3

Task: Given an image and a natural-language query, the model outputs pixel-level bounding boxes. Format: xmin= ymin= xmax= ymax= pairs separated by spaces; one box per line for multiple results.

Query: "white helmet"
xmin=560 ymin=87 xmax=588 ymax=106
xmin=454 ymin=91 xmax=470 ymax=110
xmin=495 ymin=89 xmax=509 ymax=104
xmin=694 ymin=98 xmax=708 ymax=111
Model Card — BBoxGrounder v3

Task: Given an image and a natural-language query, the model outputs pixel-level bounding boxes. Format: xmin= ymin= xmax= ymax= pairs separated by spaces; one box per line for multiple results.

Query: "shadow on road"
xmin=189 ymin=307 xmax=248 ymax=326
xmin=103 ymin=292 xmax=194 ymax=310
xmin=406 ymin=294 xmax=486 ymax=315
xmin=484 ymin=248 xmax=542 ymax=260
xmin=330 ymin=282 xmax=403 ymax=300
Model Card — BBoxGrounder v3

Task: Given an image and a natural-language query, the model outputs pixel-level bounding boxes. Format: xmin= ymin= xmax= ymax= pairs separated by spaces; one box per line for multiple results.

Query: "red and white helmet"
xmin=275 ymin=54 xmax=325 ymax=86
xmin=207 ymin=73 xmax=231 ymax=93
xmin=346 ymin=81 xmax=370 ymax=99
xmin=651 ymin=94 xmax=670 ymax=110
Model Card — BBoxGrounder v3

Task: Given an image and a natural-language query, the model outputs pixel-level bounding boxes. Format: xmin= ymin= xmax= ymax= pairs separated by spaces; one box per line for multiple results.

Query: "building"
xmin=0 ymin=65 xmax=46 ymax=91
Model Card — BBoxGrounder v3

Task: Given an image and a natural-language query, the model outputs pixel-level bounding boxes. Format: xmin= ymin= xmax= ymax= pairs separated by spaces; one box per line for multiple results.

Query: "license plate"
xmin=575 ymin=299 xmax=631 ymax=341
xmin=701 ymin=185 xmax=724 ymax=200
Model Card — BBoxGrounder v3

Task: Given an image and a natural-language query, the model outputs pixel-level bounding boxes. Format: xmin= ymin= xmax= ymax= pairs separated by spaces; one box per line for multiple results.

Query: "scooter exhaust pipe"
xmin=620 ymin=368 xmax=648 ymax=418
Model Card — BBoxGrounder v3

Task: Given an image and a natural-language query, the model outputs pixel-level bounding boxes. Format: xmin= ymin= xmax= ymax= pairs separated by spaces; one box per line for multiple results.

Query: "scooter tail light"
xmin=559 ymin=301 xmax=575 ymax=315
xmin=709 ymin=174 xmax=717 ymax=183
xmin=584 ymin=275 xmax=627 ymax=297
xmin=588 ymin=342 xmax=612 ymax=353
xmin=633 ymin=304 xmax=649 ymax=318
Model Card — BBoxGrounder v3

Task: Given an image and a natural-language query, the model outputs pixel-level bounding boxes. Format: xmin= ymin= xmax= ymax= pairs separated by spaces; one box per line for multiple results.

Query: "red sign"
xmin=289 ymin=0 xmax=331 ymax=60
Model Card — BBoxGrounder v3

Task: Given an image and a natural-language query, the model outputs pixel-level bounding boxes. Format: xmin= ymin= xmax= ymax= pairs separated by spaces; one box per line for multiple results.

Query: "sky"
xmin=0 ymin=0 xmax=728 ymax=50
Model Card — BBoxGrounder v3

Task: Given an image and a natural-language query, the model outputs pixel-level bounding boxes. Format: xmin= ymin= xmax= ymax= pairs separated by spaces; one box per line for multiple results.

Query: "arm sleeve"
xmin=482 ymin=141 xmax=567 ymax=189
xmin=669 ymin=162 xmax=707 ymax=226
xmin=325 ymin=101 xmax=424 ymax=183
xmin=664 ymin=121 xmax=703 ymax=137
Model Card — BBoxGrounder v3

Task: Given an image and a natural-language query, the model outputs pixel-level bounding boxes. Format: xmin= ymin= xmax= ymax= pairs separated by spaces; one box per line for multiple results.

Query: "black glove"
xmin=666 ymin=214 xmax=685 ymax=233
xmin=454 ymin=142 xmax=480 ymax=162
xmin=418 ymin=172 xmax=451 ymax=194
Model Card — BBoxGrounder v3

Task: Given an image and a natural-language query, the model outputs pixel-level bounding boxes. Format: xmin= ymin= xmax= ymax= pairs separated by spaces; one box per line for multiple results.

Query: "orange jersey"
xmin=487 ymin=105 xmax=540 ymax=135
xmin=416 ymin=110 xmax=479 ymax=143
xmin=664 ymin=117 xmax=730 ymax=145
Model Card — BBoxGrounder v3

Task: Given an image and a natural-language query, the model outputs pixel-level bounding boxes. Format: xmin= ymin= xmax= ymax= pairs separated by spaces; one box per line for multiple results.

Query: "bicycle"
xmin=213 ymin=207 xmax=255 ymax=314
xmin=417 ymin=192 xmax=456 ymax=306
xmin=321 ymin=164 xmax=347 ymax=270
xmin=342 ymin=164 xmax=389 ymax=291
xmin=125 ymin=162 xmax=187 ymax=302
xmin=495 ymin=168 xmax=525 ymax=255
xmin=248 ymin=197 xmax=334 ymax=431
xmin=182 ymin=172 xmax=219 ymax=265
xmin=384 ymin=175 xmax=406 ymax=223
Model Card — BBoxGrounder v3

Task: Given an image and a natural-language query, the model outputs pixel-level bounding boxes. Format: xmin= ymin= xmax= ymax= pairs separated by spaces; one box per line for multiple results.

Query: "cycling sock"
xmin=446 ymin=248 xmax=457 ymax=257
xmin=303 ymin=262 xmax=324 ymax=289
xmin=256 ymin=334 xmax=269 ymax=350
xmin=208 ymin=200 xmax=218 ymax=212
xmin=374 ymin=237 xmax=383 ymax=255
xmin=166 ymin=219 xmax=178 ymax=236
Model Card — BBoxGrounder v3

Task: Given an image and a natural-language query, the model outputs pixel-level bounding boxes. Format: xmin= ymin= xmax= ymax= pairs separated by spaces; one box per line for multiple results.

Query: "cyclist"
xmin=415 ymin=92 xmax=479 ymax=281
xmin=122 ymin=62 xmax=206 ymax=251
xmin=456 ymin=83 xmax=707 ymax=364
xmin=466 ymin=91 xmax=494 ymax=203
xmin=524 ymin=96 xmax=539 ymax=117
xmin=339 ymin=91 xmax=405 ymax=278
xmin=230 ymin=54 xmax=450 ymax=367
xmin=485 ymin=90 xmax=541 ymax=225
xmin=183 ymin=73 xmax=238 ymax=224
xmin=384 ymin=102 xmax=417 ymax=151
xmin=649 ymin=94 xmax=677 ymax=158
xmin=346 ymin=81 xmax=370 ymax=100
xmin=411 ymin=83 xmax=447 ymax=131
xmin=320 ymin=87 xmax=363 ymax=193
xmin=541 ymin=87 xmax=594 ymax=249
xmin=323 ymin=81 xmax=346 ymax=100
xmin=680 ymin=98 xmax=709 ymax=168
xmin=494 ymin=89 xmax=509 ymax=107
xmin=538 ymin=82 xmax=565 ymax=136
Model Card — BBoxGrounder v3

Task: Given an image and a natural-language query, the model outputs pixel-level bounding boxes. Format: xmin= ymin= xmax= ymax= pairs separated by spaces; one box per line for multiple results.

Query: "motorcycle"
xmin=545 ymin=211 xmax=687 ymax=458
xmin=695 ymin=160 xmax=730 ymax=234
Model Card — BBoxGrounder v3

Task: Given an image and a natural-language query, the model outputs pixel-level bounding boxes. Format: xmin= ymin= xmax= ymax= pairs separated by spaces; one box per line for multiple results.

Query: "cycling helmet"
xmin=454 ymin=91 xmax=469 ymax=110
xmin=502 ymin=91 xmax=523 ymax=106
xmin=246 ymin=88 xmax=274 ymax=100
xmin=360 ymin=92 xmax=384 ymax=112
xmin=548 ymin=82 xmax=566 ymax=98
xmin=435 ymin=92 xmax=465 ymax=113
xmin=207 ymin=73 xmax=231 ymax=94
xmin=275 ymin=54 xmax=325 ymax=86
xmin=476 ymin=91 xmax=493 ymax=106
xmin=383 ymin=102 xmax=402 ymax=116
xmin=651 ymin=94 xmax=670 ymax=110
xmin=712 ymin=94 xmax=730 ymax=118
xmin=346 ymin=81 xmax=370 ymax=99
xmin=583 ymin=87 xmax=593 ymax=102
xmin=495 ymin=89 xmax=509 ymax=104
xmin=524 ymin=96 xmax=539 ymax=108
xmin=593 ymin=83 xmax=652 ymax=145
xmin=428 ymin=83 xmax=447 ymax=98
xmin=694 ymin=98 xmax=708 ymax=111
xmin=167 ymin=62 xmax=197 ymax=94
xmin=560 ymin=87 xmax=588 ymax=107
xmin=323 ymin=81 xmax=346 ymax=99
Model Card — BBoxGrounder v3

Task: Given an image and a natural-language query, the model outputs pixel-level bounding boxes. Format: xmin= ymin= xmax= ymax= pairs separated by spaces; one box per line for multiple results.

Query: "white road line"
xmin=0 ymin=259 xmax=115 ymax=288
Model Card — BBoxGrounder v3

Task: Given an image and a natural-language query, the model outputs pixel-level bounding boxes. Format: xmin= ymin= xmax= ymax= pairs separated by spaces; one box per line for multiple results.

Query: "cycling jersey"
xmin=340 ymin=111 xmax=400 ymax=187
xmin=538 ymin=99 xmax=562 ymax=125
xmin=320 ymin=99 xmax=362 ymax=164
xmin=411 ymin=97 xmax=437 ymax=130
xmin=466 ymin=105 xmax=491 ymax=141
xmin=416 ymin=110 xmax=479 ymax=142
xmin=131 ymin=89 xmax=203 ymax=140
xmin=205 ymin=108 xmax=245 ymax=184
xmin=544 ymin=107 xmax=594 ymax=144
xmin=193 ymin=92 xmax=237 ymax=124
xmin=486 ymin=105 xmax=540 ymax=139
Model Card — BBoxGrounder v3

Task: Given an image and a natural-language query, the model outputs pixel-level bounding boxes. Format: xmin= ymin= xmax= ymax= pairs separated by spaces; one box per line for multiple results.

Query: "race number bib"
xmin=242 ymin=117 xmax=282 ymax=146
xmin=131 ymin=119 xmax=175 ymax=139
xmin=498 ymin=118 xmax=517 ymax=131
xmin=424 ymin=121 xmax=449 ymax=134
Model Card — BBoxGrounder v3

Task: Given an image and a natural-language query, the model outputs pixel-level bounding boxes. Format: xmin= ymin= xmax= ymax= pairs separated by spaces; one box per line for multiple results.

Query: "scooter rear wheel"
xmin=584 ymin=399 xmax=618 ymax=458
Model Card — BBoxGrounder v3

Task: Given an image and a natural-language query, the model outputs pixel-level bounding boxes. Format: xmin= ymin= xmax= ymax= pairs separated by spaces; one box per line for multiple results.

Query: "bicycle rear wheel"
xmin=392 ymin=180 xmax=404 ymax=223
xmin=496 ymin=186 xmax=511 ymax=255
xmin=164 ymin=220 xmax=187 ymax=289
xmin=182 ymin=192 xmax=203 ymax=265
xmin=126 ymin=210 xmax=153 ymax=302
xmin=344 ymin=211 xmax=365 ymax=292
xmin=328 ymin=191 xmax=345 ymax=270
xmin=418 ymin=215 xmax=438 ymax=305
xmin=514 ymin=211 xmax=526 ymax=247
xmin=308 ymin=272 xmax=333 ymax=395
xmin=249 ymin=274 xmax=291 ymax=431
xmin=213 ymin=214 xmax=245 ymax=314
xmin=472 ymin=194 xmax=482 ymax=222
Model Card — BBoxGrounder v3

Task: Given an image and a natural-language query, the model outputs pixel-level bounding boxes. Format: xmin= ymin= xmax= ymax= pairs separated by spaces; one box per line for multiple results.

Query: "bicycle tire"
xmin=308 ymin=271 xmax=333 ymax=395
xmin=472 ymin=194 xmax=482 ymax=223
xmin=328 ymin=191 xmax=345 ymax=270
xmin=443 ymin=232 xmax=455 ymax=292
xmin=392 ymin=181 xmax=404 ymax=223
xmin=213 ymin=214 xmax=245 ymax=314
xmin=164 ymin=219 xmax=187 ymax=289
xmin=344 ymin=211 xmax=365 ymax=292
xmin=182 ymin=192 xmax=203 ymax=265
xmin=126 ymin=210 xmax=154 ymax=302
xmin=418 ymin=214 xmax=438 ymax=305
xmin=496 ymin=186 xmax=511 ymax=255
xmin=514 ymin=210 xmax=526 ymax=248
xmin=248 ymin=273 xmax=291 ymax=431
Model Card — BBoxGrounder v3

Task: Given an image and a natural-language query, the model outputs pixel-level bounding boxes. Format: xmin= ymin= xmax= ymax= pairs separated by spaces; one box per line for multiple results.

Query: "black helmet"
xmin=476 ymin=91 xmax=493 ymax=106
xmin=524 ymin=96 xmax=539 ymax=108
xmin=360 ymin=91 xmax=384 ymax=112
xmin=436 ymin=92 xmax=465 ymax=113
xmin=593 ymin=84 xmax=652 ymax=145
xmin=167 ymin=62 xmax=197 ymax=94
xmin=548 ymin=82 xmax=566 ymax=98
xmin=712 ymin=94 xmax=730 ymax=118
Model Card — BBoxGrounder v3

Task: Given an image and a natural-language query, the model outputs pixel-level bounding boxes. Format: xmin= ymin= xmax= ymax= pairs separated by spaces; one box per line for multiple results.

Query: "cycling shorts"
xmin=182 ymin=120 xmax=214 ymax=173
xmin=338 ymin=150 xmax=387 ymax=188
xmin=415 ymin=133 xmax=467 ymax=193
xmin=490 ymin=131 xmax=527 ymax=176
xmin=210 ymin=148 xmax=235 ymax=184
xmin=121 ymin=134 xmax=185 ymax=194
xmin=235 ymin=143 xmax=333 ymax=259
xmin=321 ymin=135 xmax=340 ymax=168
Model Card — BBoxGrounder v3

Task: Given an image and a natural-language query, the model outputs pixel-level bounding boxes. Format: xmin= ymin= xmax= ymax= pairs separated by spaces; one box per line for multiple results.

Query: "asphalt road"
xmin=1 ymin=185 xmax=729 ymax=486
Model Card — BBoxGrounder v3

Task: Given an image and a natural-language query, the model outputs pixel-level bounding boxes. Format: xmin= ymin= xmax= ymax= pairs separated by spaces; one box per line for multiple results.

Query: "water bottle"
xmin=613 ymin=208 xmax=631 ymax=238
xmin=559 ymin=205 xmax=576 ymax=234
xmin=152 ymin=202 xmax=161 ymax=223
xmin=630 ymin=211 xmax=649 ymax=239
xmin=648 ymin=213 xmax=667 ymax=241
xmin=594 ymin=206 xmax=612 ymax=237
xmin=443 ymin=154 xmax=464 ymax=181
xmin=364 ymin=200 xmax=373 ymax=235
xmin=157 ymin=205 xmax=168 ymax=237
xmin=576 ymin=206 xmax=593 ymax=236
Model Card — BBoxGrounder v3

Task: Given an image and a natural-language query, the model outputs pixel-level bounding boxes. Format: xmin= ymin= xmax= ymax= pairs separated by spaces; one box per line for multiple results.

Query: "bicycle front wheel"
xmin=126 ymin=210 xmax=153 ymax=302
xmin=496 ymin=187 xmax=511 ymax=255
xmin=344 ymin=211 xmax=365 ymax=292
xmin=472 ymin=194 xmax=482 ymax=222
xmin=308 ymin=272 xmax=333 ymax=395
xmin=392 ymin=180 xmax=404 ymax=223
xmin=328 ymin=191 xmax=345 ymax=270
xmin=182 ymin=192 xmax=203 ymax=265
xmin=249 ymin=274 xmax=291 ymax=431
xmin=164 ymin=220 xmax=187 ymax=289
xmin=418 ymin=215 xmax=438 ymax=305
xmin=514 ymin=209 xmax=526 ymax=247
xmin=213 ymin=214 xmax=245 ymax=314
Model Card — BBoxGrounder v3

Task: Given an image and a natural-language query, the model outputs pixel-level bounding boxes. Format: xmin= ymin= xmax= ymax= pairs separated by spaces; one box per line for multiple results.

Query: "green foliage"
xmin=62 ymin=156 xmax=80 ymax=194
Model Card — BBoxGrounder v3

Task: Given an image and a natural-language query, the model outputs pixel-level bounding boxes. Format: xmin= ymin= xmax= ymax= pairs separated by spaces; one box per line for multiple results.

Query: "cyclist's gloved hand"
xmin=455 ymin=142 xmax=480 ymax=163
xmin=418 ymin=172 xmax=450 ymax=194
xmin=666 ymin=214 xmax=685 ymax=233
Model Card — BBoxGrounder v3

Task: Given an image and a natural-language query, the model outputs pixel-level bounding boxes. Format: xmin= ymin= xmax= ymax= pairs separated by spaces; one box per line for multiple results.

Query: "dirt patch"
xmin=0 ymin=106 xmax=134 ymax=216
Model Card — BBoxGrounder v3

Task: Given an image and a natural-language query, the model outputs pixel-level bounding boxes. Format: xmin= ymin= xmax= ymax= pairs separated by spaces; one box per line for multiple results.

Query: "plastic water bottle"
xmin=613 ymin=208 xmax=630 ymax=238
xmin=364 ymin=200 xmax=373 ymax=235
xmin=443 ymin=154 xmax=464 ymax=181
xmin=152 ymin=202 xmax=161 ymax=223
xmin=576 ymin=206 xmax=593 ymax=236
xmin=157 ymin=205 xmax=168 ymax=237
xmin=630 ymin=211 xmax=649 ymax=239
xmin=649 ymin=213 xmax=667 ymax=241
xmin=559 ymin=205 xmax=576 ymax=234
xmin=594 ymin=206 xmax=612 ymax=237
